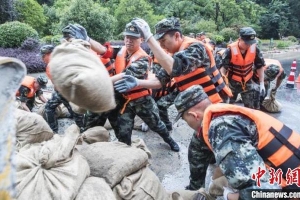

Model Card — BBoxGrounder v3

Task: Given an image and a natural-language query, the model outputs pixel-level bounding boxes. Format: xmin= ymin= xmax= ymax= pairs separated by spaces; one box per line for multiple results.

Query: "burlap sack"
xmin=104 ymin=116 xmax=144 ymax=130
xmin=208 ymin=176 xmax=228 ymax=197
xmin=16 ymin=124 xmax=90 ymax=200
xmin=171 ymin=189 xmax=214 ymax=200
xmin=69 ymin=102 xmax=87 ymax=114
xmin=15 ymin=109 xmax=53 ymax=149
xmin=49 ymin=39 xmax=116 ymax=113
xmin=37 ymin=103 xmax=70 ymax=119
xmin=113 ymin=167 xmax=170 ymax=200
xmin=75 ymin=177 xmax=116 ymax=200
xmin=77 ymin=141 xmax=149 ymax=187
xmin=261 ymin=90 xmax=282 ymax=113
xmin=80 ymin=126 xmax=110 ymax=144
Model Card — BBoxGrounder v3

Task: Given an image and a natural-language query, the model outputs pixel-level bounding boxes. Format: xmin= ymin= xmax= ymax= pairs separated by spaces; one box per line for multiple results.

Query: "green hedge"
xmin=0 ymin=21 xmax=38 ymax=48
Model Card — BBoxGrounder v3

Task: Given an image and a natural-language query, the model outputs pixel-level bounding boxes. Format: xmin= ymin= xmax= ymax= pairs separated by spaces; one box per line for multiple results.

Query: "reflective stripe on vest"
xmin=16 ymin=76 xmax=36 ymax=98
xmin=202 ymin=103 xmax=300 ymax=188
xmin=228 ymin=41 xmax=256 ymax=82
xmin=153 ymin=79 xmax=176 ymax=99
xmin=115 ymin=46 xmax=151 ymax=100
xmin=100 ymin=57 xmax=115 ymax=77
xmin=174 ymin=37 xmax=232 ymax=103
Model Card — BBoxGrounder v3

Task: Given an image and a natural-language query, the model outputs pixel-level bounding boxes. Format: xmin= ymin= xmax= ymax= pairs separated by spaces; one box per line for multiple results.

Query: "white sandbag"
xmin=15 ymin=109 xmax=53 ymax=149
xmin=16 ymin=124 xmax=90 ymax=200
xmin=69 ymin=102 xmax=87 ymax=114
xmin=49 ymin=39 xmax=116 ymax=113
xmin=77 ymin=141 xmax=149 ymax=187
xmin=75 ymin=177 xmax=116 ymax=200
xmin=113 ymin=167 xmax=170 ymax=200
xmin=80 ymin=126 xmax=110 ymax=144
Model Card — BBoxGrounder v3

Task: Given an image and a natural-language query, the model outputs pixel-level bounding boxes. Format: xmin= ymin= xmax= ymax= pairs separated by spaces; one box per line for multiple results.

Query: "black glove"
xmin=61 ymin=24 xmax=89 ymax=41
xmin=114 ymin=75 xmax=138 ymax=93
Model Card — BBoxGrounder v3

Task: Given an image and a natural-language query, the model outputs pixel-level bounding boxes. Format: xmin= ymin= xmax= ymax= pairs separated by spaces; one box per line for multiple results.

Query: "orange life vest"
xmin=173 ymin=37 xmax=232 ymax=103
xmin=115 ymin=46 xmax=151 ymax=100
xmin=202 ymin=103 xmax=300 ymax=188
xmin=228 ymin=41 xmax=256 ymax=83
xmin=16 ymin=76 xmax=36 ymax=98
xmin=100 ymin=57 xmax=115 ymax=77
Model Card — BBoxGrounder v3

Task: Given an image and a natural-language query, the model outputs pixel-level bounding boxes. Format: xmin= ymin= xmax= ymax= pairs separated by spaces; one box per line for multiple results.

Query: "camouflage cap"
xmin=154 ymin=17 xmax=181 ymax=40
xmin=239 ymin=27 xmax=257 ymax=45
xmin=265 ymin=64 xmax=280 ymax=81
xmin=39 ymin=45 xmax=54 ymax=57
xmin=174 ymin=85 xmax=208 ymax=122
xmin=123 ymin=21 xmax=141 ymax=38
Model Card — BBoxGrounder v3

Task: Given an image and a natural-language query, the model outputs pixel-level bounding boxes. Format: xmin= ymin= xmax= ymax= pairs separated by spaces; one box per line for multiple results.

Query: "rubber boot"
xmin=0 ymin=57 xmax=26 ymax=198
xmin=163 ymin=136 xmax=180 ymax=152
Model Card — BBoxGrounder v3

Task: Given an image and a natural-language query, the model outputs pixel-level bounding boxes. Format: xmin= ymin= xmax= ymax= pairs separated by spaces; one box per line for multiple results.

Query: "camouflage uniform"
xmin=174 ymin=85 xmax=281 ymax=198
xmin=45 ymin=91 xmax=84 ymax=133
xmin=17 ymin=86 xmax=43 ymax=111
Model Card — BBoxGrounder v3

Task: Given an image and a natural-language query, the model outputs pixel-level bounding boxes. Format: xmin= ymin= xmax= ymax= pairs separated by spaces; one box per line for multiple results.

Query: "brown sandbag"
xmin=208 ymin=176 xmax=228 ymax=197
xmin=15 ymin=109 xmax=53 ymax=149
xmin=37 ymin=103 xmax=70 ymax=119
xmin=75 ymin=177 xmax=116 ymax=200
xmin=261 ymin=89 xmax=282 ymax=113
xmin=49 ymin=39 xmax=116 ymax=113
xmin=69 ymin=102 xmax=87 ymax=114
xmin=77 ymin=141 xmax=149 ymax=188
xmin=113 ymin=167 xmax=170 ymax=200
xmin=104 ymin=116 xmax=144 ymax=131
xmin=16 ymin=124 xmax=90 ymax=200
xmin=80 ymin=126 xmax=110 ymax=144
xmin=171 ymin=189 xmax=215 ymax=200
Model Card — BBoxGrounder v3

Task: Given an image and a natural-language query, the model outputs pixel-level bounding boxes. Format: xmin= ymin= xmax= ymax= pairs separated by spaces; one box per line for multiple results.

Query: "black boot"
xmin=164 ymin=136 xmax=180 ymax=152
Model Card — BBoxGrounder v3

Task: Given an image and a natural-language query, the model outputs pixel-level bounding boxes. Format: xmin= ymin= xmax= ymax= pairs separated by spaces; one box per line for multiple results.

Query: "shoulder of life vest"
xmin=17 ymin=76 xmax=36 ymax=97
xmin=202 ymin=103 xmax=300 ymax=188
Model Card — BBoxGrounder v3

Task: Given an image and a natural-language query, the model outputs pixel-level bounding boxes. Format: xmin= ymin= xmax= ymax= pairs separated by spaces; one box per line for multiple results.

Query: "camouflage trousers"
xmin=118 ymin=95 xmax=171 ymax=145
xmin=45 ymin=91 xmax=84 ymax=133
xmin=155 ymin=90 xmax=179 ymax=131
xmin=187 ymin=131 xmax=215 ymax=190
xmin=24 ymin=97 xmax=35 ymax=111
xmin=83 ymin=105 xmax=121 ymax=139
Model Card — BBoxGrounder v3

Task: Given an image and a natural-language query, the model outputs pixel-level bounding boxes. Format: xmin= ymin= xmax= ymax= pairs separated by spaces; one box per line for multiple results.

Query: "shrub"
xmin=212 ymin=35 xmax=225 ymax=44
xmin=41 ymin=35 xmax=62 ymax=46
xmin=219 ymin=28 xmax=238 ymax=42
xmin=287 ymin=36 xmax=297 ymax=42
xmin=275 ymin=41 xmax=291 ymax=49
xmin=0 ymin=21 xmax=38 ymax=48
xmin=21 ymin=38 xmax=40 ymax=50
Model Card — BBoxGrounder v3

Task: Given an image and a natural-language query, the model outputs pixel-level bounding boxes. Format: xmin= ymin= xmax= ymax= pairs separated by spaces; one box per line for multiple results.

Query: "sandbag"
xmin=16 ymin=124 xmax=90 ymax=200
xmin=113 ymin=167 xmax=170 ymax=200
xmin=77 ymin=141 xmax=149 ymax=187
xmin=37 ymin=103 xmax=70 ymax=119
xmin=80 ymin=126 xmax=110 ymax=144
xmin=261 ymin=89 xmax=282 ymax=113
xmin=15 ymin=109 xmax=53 ymax=149
xmin=208 ymin=176 xmax=228 ymax=198
xmin=49 ymin=39 xmax=116 ymax=113
xmin=104 ymin=116 xmax=145 ymax=131
xmin=171 ymin=189 xmax=214 ymax=200
xmin=69 ymin=102 xmax=87 ymax=114
xmin=75 ymin=177 xmax=116 ymax=200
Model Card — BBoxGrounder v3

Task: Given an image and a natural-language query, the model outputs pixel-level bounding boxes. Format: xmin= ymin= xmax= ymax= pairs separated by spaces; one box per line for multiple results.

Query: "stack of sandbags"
xmin=15 ymin=109 xmax=53 ymax=149
xmin=36 ymin=103 xmax=70 ymax=119
xmin=16 ymin=124 xmax=90 ymax=200
xmin=49 ymin=39 xmax=116 ymax=113
xmin=77 ymin=141 xmax=149 ymax=188
xmin=79 ymin=126 xmax=110 ymax=144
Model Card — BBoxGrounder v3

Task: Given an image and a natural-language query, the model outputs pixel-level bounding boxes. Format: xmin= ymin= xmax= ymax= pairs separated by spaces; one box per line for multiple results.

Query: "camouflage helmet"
xmin=36 ymin=75 xmax=48 ymax=89
xmin=239 ymin=27 xmax=257 ymax=45
xmin=265 ymin=64 xmax=280 ymax=81
xmin=40 ymin=45 xmax=54 ymax=56
xmin=154 ymin=17 xmax=181 ymax=40
xmin=123 ymin=21 xmax=141 ymax=38
xmin=174 ymin=85 xmax=208 ymax=122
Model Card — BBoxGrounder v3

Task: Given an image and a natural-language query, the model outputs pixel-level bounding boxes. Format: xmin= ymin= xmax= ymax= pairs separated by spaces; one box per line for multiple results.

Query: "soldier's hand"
xmin=259 ymin=82 xmax=265 ymax=102
xmin=64 ymin=24 xmax=90 ymax=41
xmin=61 ymin=24 xmax=73 ymax=39
xmin=114 ymin=75 xmax=139 ymax=93
xmin=132 ymin=18 xmax=153 ymax=42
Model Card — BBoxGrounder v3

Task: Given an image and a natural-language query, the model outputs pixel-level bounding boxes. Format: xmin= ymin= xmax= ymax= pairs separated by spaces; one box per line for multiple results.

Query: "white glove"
xmin=141 ymin=122 xmax=149 ymax=132
xmin=259 ymin=82 xmax=265 ymax=101
xmin=132 ymin=18 xmax=153 ymax=42
xmin=223 ymin=186 xmax=236 ymax=200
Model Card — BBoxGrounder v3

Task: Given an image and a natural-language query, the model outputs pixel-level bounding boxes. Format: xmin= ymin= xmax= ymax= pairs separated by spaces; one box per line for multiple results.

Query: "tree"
xmin=0 ymin=0 xmax=17 ymax=23
xmin=61 ymin=0 xmax=116 ymax=43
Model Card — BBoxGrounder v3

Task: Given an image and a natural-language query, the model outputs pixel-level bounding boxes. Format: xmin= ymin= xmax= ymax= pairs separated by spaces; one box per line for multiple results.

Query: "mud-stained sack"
xmin=69 ymin=102 xmax=87 ymax=114
xmin=16 ymin=124 xmax=90 ymax=200
xmin=37 ymin=103 xmax=70 ymax=119
xmin=113 ymin=167 xmax=170 ymax=200
xmin=15 ymin=109 xmax=53 ymax=149
xmin=75 ymin=177 xmax=116 ymax=200
xmin=208 ymin=176 xmax=228 ymax=197
xmin=261 ymin=89 xmax=282 ymax=113
xmin=49 ymin=39 xmax=116 ymax=113
xmin=80 ymin=126 xmax=110 ymax=144
xmin=77 ymin=141 xmax=149 ymax=187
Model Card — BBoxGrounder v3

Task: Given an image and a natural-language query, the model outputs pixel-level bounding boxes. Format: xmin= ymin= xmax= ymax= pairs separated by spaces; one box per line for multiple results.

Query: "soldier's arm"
xmin=219 ymin=48 xmax=231 ymax=75
xmin=254 ymin=47 xmax=265 ymax=83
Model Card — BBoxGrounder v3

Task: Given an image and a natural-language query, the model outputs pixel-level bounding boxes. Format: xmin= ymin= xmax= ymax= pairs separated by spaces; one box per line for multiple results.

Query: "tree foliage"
xmin=0 ymin=0 xmax=17 ymax=23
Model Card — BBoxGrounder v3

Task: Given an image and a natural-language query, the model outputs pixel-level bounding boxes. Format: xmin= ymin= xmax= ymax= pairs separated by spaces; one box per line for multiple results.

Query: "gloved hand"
xmin=223 ymin=186 xmax=236 ymax=200
xmin=64 ymin=24 xmax=89 ymax=41
xmin=259 ymin=82 xmax=265 ymax=102
xmin=114 ymin=75 xmax=139 ymax=93
xmin=61 ymin=24 xmax=73 ymax=39
xmin=141 ymin=122 xmax=149 ymax=132
xmin=270 ymin=88 xmax=277 ymax=101
xmin=132 ymin=18 xmax=153 ymax=42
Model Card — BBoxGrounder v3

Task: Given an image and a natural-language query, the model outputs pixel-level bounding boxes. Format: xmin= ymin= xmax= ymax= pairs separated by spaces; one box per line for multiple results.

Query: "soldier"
xmin=40 ymin=45 xmax=85 ymax=133
xmin=219 ymin=27 xmax=265 ymax=109
xmin=63 ymin=21 xmax=180 ymax=152
xmin=114 ymin=17 xmax=232 ymax=189
xmin=174 ymin=85 xmax=300 ymax=199
xmin=16 ymin=75 xmax=48 ymax=112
